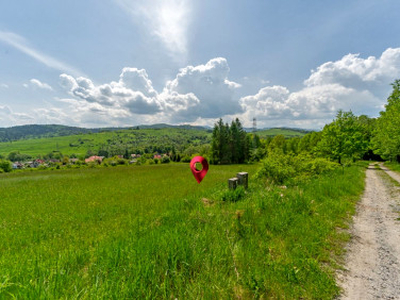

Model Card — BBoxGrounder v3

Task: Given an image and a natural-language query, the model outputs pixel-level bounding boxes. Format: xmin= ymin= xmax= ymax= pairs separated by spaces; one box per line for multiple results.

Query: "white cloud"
xmin=0 ymin=84 xmax=8 ymax=89
xmin=115 ymin=0 xmax=191 ymax=60
xmin=3 ymin=49 xmax=400 ymax=129
xmin=28 ymin=79 xmax=53 ymax=91
xmin=162 ymin=57 xmax=242 ymax=121
xmin=59 ymin=57 xmax=241 ymax=124
xmin=60 ymin=69 xmax=163 ymax=113
xmin=0 ymin=105 xmax=35 ymax=127
xmin=0 ymin=30 xmax=82 ymax=76
xmin=240 ymin=48 xmax=400 ymax=128
xmin=305 ymin=48 xmax=400 ymax=88
xmin=0 ymin=105 xmax=12 ymax=115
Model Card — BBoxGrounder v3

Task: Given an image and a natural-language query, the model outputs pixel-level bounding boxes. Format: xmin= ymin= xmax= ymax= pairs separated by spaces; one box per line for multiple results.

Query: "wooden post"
xmin=237 ymin=172 xmax=248 ymax=189
xmin=228 ymin=177 xmax=239 ymax=190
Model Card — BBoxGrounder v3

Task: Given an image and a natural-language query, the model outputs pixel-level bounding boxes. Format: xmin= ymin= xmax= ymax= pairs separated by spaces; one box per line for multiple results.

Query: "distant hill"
xmin=0 ymin=124 xmax=210 ymax=143
xmin=0 ymin=124 xmax=312 ymax=146
xmin=0 ymin=124 xmax=314 ymax=158
xmin=0 ymin=125 xmax=96 ymax=142
xmin=255 ymin=127 xmax=313 ymax=138
xmin=135 ymin=123 xmax=210 ymax=131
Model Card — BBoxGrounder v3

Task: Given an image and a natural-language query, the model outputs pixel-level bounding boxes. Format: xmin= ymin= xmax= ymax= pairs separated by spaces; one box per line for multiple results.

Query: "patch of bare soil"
xmin=337 ymin=163 xmax=400 ymax=299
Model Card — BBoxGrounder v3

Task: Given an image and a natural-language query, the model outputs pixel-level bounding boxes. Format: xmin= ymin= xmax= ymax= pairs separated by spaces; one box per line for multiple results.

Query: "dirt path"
xmin=337 ymin=163 xmax=400 ymax=299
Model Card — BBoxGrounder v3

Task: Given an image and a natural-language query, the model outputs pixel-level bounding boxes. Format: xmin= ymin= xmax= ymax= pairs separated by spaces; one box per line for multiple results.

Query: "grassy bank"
xmin=384 ymin=161 xmax=400 ymax=172
xmin=0 ymin=163 xmax=366 ymax=298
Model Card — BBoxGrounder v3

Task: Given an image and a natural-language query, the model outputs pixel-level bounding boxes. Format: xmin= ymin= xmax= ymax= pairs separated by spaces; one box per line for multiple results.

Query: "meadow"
xmin=0 ymin=162 xmax=366 ymax=298
xmin=0 ymin=127 xmax=308 ymax=159
xmin=0 ymin=127 xmax=211 ymax=158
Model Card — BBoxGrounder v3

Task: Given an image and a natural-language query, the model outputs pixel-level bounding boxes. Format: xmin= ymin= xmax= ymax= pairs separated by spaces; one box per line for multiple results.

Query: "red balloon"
xmin=190 ymin=156 xmax=209 ymax=183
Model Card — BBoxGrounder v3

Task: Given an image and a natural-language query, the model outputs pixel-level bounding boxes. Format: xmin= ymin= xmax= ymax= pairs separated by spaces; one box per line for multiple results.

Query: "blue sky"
xmin=1 ymin=0 xmax=400 ymax=129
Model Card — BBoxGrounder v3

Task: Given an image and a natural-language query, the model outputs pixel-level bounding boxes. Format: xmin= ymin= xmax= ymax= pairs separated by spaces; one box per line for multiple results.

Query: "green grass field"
xmin=0 ymin=162 xmax=366 ymax=298
xmin=0 ymin=127 xmax=310 ymax=159
xmin=0 ymin=128 xmax=211 ymax=158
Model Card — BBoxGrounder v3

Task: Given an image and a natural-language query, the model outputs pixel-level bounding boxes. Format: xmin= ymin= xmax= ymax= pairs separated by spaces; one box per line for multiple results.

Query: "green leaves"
xmin=211 ymin=118 xmax=250 ymax=164
xmin=372 ymin=80 xmax=400 ymax=161
xmin=0 ymin=159 xmax=12 ymax=172
xmin=318 ymin=110 xmax=369 ymax=164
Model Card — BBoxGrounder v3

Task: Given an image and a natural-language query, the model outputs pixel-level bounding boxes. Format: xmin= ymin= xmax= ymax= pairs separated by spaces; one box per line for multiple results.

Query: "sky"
xmin=1 ymin=0 xmax=400 ymax=129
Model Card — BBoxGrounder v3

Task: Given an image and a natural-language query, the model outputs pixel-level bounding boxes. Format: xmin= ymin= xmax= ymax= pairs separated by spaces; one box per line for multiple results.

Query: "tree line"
xmin=210 ymin=79 xmax=400 ymax=165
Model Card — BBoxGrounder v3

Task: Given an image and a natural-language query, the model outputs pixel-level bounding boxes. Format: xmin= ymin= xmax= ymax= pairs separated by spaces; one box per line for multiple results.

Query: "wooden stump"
xmin=237 ymin=172 xmax=248 ymax=189
xmin=228 ymin=177 xmax=239 ymax=190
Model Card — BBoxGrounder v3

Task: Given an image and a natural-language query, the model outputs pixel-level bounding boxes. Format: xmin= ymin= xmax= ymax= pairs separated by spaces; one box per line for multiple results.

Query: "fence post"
xmin=237 ymin=172 xmax=248 ymax=189
xmin=228 ymin=177 xmax=239 ymax=190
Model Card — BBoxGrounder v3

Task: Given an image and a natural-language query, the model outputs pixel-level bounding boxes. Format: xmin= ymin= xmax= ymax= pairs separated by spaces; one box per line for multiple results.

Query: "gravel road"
xmin=337 ymin=163 xmax=400 ymax=299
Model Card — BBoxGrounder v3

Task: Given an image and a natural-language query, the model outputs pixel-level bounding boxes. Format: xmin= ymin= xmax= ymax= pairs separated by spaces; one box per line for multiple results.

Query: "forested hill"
xmin=0 ymin=125 xmax=94 ymax=142
xmin=0 ymin=124 xmax=210 ymax=142
xmin=0 ymin=123 xmax=311 ymax=143
xmin=256 ymin=127 xmax=313 ymax=138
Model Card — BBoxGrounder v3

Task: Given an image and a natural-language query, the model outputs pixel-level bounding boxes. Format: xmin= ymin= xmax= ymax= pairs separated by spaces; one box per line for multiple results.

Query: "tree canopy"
xmin=211 ymin=118 xmax=250 ymax=164
xmin=317 ymin=110 xmax=368 ymax=164
xmin=372 ymin=80 xmax=400 ymax=162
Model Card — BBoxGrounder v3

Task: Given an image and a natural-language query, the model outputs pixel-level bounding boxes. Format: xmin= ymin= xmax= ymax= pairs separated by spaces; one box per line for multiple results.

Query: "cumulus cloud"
xmin=240 ymin=48 xmax=400 ymax=128
xmin=60 ymin=68 xmax=163 ymax=113
xmin=8 ymin=49 xmax=399 ymax=128
xmin=59 ymin=57 xmax=241 ymax=124
xmin=162 ymin=57 xmax=242 ymax=121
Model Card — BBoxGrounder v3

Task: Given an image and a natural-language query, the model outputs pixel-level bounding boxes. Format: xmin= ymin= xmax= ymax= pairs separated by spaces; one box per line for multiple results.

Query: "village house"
xmin=12 ymin=162 xmax=23 ymax=169
xmin=85 ymin=156 xmax=104 ymax=163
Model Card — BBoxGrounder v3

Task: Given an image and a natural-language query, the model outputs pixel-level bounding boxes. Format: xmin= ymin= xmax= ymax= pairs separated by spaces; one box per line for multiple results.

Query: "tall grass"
xmin=384 ymin=161 xmax=400 ymax=172
xmin=0 ymin=162 xmax=366 ymax=298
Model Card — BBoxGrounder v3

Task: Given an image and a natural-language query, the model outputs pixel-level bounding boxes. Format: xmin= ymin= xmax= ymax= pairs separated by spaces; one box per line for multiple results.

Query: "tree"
xmin=318 ymin=110 xmax=368 ymax=164
xmin=0 ymin=159 xmax=12 ymax=172
xmin=229 ymin=118 xmax=248 ymax=163
xmin=7 ymin=151 xmax=31 ymax=162
xmin=298 ymin=132 xmax=322 ymax=154
xmin=268 ymin=135 xmax=287 ymax=154
xmin=372 ymin=80 xmax=400 ymax=161
xmin=211 ymin=118 xmax=250 ymax=164
xmin=211 ymin=119 xmax=230 ymax=164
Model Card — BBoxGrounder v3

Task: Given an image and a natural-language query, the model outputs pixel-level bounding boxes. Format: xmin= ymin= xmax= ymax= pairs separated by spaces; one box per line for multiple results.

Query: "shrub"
xmin=117 ymin=158 xmax=128 ymax=165
xmin=180 ymin=156 xmax=192 ymax=163
xmin=0 ymin=159 xmax=12 ymax=173
xmin=161 ymin=156 xmax=170 ymax=164
xmin=257 ymin=152 xmax=339 ymax=185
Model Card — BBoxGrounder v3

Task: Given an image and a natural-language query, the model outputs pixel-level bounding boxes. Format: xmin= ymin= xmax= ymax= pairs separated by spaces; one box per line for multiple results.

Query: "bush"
xmin=117 ymin=158 xmax=128 ymax=165
xmin=257 ymin=152 xmax=339 ymax=185
xmin=0 ymin=159 xmax=12 ymax=173
xmin=161 ymin=156 xmax=171 ymax=164
xmin=180 ymin=156 xmax=192 ymax=163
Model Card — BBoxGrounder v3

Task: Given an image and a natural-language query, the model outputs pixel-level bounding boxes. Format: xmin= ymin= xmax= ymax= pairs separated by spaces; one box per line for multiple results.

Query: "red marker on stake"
xmin=190 ymin=156 xmax=209 ymax=183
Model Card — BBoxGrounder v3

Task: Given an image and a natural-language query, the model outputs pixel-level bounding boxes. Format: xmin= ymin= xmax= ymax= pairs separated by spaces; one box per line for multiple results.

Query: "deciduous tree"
xmin=372 ymin=80 xmax=400 ymax=162
xmin=318 ymin=110 xmax=368 ymax=164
